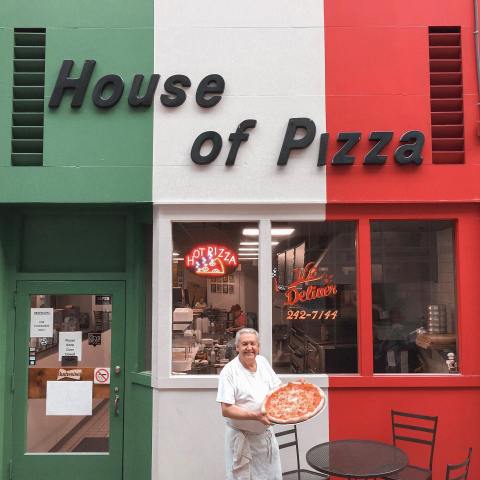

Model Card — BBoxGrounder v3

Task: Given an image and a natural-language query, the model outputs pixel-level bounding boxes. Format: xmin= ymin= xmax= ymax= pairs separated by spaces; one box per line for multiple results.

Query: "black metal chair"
xmin=445 ymin=448 xmax=472 ymax=480
xmin=383 ymin=410 xmax=438 ymax=480
xmin=275 ymin=425 xmax=329 ymax=480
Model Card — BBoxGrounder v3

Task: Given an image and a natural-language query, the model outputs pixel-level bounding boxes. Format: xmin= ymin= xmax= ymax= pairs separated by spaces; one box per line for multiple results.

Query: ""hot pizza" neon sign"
xmin=185 ymin=244 xmax=238 ymax=277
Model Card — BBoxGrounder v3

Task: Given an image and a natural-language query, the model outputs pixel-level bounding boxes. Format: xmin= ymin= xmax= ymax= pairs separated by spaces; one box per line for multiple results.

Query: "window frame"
xmin=152 ymin=204 xmax=329 ymax=389
xmin=152 ymin=203 xmax=473 ymax=390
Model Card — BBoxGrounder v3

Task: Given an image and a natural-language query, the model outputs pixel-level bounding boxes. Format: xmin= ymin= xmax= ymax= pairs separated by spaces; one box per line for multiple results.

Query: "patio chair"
xmin=275 ymin=425 xmax=329 ymax=480
xmin=383 ymin=410 xmax=438 ymax=480
xmin=445 ymin=448 xmax=472 ymax=480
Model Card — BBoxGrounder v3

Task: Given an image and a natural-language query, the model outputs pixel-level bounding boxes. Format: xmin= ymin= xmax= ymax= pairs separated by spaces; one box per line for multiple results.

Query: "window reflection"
xmin=28 ymin=295 xmax=111 ymax=453
xmin=371 ymin=221 xmax=458 ymax=373
xmin=171 ymin=222 xmax=259 ymax=375
xmin=272 ymin=222 xmax=358 ymax=374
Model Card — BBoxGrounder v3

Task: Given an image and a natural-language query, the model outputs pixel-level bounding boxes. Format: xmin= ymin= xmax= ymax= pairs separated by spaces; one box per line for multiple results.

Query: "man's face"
xmin=236 ymin=333 xmax=259 ymax=361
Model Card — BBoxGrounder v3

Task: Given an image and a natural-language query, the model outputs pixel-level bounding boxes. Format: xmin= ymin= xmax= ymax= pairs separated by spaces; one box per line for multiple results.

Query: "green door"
xmin=12 ymin=281 xmax=126 ymax=480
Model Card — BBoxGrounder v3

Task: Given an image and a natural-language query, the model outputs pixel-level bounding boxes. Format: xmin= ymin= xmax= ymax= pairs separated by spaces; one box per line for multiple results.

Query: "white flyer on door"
xmin=58 ymin=331 xmax=82 ymax=361
xmin=30 ymin=308 xmax=54 ymax=338
xmin=46 ymin=381 xmax=93 ymax=416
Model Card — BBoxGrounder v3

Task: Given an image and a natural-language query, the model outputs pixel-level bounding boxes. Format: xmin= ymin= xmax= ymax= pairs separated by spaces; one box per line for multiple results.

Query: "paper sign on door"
xmin=30 ymin=308 xmax=54 ymax=338
xmin=46 ymin=381 xmax=93 ymax=416
xmin=58 ymin=331 xmax=83 ymax=361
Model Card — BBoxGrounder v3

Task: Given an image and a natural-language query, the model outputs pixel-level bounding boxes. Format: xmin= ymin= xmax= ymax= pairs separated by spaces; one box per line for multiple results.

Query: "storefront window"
xmin=272 ymin=222 xmax=358 ymax=374
xmin=171 ymin=222 xmax=258 ymax=375
xmin=371 ymin=221 xmax=458 ymax=374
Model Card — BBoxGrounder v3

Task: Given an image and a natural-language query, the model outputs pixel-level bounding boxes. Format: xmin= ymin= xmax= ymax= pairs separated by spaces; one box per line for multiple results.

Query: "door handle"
xmin=114 ymin=387 xmax=120 ymax=416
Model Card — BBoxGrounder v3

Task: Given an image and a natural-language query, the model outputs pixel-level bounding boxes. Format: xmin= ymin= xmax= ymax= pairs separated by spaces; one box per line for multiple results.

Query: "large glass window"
xmin=171 ymin=222 xmax=258 ymax=375
xmin=371 ymin=221 xmax=458 ymax=374
xmin=271 ymin=222 xmax=358 ymax=374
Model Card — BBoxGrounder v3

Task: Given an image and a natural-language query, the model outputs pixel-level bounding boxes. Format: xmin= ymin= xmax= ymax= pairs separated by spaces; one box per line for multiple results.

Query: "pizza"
xmin=262 ymin=382 xmax=325 ymax=424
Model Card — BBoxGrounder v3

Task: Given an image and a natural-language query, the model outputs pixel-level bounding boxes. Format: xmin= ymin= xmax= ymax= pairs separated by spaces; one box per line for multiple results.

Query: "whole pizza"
xmin=262 ymin=382 xmax=325 ymax=424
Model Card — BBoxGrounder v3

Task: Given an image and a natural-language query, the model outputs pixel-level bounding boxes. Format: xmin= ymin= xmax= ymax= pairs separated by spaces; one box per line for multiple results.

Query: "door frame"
xmin=12 ymin=280 xmax=126 ymax=480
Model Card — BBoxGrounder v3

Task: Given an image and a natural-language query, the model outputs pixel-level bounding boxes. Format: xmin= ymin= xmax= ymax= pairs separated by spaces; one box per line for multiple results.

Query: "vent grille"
xmin=11 ymin=28 xmax=46 ymax=166
xmin=429 ymin=26 xmax=464 ymax=164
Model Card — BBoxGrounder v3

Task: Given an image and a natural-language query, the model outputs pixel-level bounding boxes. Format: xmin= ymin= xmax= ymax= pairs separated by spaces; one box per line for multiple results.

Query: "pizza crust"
xmin=261 ymin=382 xmax=326 ymax=424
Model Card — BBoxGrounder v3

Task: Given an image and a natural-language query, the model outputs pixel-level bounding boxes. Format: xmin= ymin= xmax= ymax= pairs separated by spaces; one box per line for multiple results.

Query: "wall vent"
xmin=429 ymin=26 xmax=464 ymax=164
xmin=11 ymin=28 xmax=46 ymax=166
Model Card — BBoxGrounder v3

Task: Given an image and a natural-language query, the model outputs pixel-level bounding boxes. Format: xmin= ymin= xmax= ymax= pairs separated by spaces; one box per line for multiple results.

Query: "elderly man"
xmin=216 ymin=328 xmax=282 ymax=479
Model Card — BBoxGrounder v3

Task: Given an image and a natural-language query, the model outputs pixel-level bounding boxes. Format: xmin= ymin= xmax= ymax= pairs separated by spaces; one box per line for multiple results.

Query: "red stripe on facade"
xmin=325 ymin=202 xmax=480 ymax=477
xmin=324 ymin=0 xmax=480 ymax=204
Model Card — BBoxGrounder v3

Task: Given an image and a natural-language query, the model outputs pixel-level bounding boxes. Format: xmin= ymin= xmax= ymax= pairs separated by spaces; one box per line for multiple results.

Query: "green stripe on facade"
xmin=0 ymin=0 xmax=154 ymax=203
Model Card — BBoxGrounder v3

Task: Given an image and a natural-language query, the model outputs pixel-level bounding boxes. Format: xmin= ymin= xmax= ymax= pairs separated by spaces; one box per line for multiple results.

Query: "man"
xmin=216 ymin=328 xmax=282 ymax=479
xmin=226 ymin=304 xmax=247 ymax=334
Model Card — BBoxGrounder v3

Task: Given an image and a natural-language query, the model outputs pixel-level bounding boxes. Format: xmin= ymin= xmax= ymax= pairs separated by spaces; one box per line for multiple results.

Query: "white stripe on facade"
xmin=152 ymin=1 xmax=327 ymax=205
xmin=152 ymin=2 xmax=328 ymax=478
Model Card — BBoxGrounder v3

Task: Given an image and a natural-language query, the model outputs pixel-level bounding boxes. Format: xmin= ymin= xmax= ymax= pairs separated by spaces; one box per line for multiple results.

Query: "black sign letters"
xmin=49 ymin=60 xmax=424 ymax=168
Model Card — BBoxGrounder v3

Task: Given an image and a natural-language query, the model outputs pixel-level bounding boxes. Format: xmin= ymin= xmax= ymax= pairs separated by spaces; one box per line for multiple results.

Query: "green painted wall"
xmin=0 ymin=206 xmax=153 ymax=479
xmin=0 ymin=218 xmax=7 ymax=479
xmin=0 ymin=0 xmax=153 ymax=203
xmin=0 ymin=211 xmax=15 ymax=480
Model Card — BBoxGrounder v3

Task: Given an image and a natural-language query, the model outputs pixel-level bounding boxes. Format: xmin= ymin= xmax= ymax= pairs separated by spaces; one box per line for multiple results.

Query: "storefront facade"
xmin=2 ymin=0 xmax=480 ymax=479
xmin=0 ymin=1 xmax=154 ymax=479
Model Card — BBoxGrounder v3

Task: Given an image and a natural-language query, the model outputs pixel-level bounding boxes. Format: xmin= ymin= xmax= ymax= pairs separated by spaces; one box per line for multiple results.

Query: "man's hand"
xmin=255 ymin=411 xmax=272 ymax=426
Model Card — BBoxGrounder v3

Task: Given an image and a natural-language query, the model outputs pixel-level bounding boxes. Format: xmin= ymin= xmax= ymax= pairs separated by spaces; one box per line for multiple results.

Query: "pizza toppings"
xmin=262 ymin=382 xmax=325 ymax=424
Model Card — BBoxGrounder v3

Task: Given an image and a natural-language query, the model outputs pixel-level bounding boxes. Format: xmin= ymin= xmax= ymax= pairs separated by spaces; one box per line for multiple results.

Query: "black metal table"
xmin=306 ymin=440 xmax=408 ymax=479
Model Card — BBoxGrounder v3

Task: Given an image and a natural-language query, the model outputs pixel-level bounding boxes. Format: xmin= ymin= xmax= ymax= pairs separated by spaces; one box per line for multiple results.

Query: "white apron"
xmin=224 ymin=425 xmax=282 ymax=480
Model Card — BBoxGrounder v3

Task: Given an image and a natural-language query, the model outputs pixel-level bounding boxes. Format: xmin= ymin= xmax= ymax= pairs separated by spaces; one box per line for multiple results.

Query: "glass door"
xmin=12 ymin=281 xmax=125 ymax=480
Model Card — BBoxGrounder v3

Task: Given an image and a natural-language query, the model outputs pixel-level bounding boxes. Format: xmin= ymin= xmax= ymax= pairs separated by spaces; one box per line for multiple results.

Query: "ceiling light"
xmin=172 ymin=252 xmax=179 ymax=256
xmin=238 ymin=252 xmax=258 ymax=256
xmin=240 ymin=241 xmax=279 ymax=246
xmin=238 ymin=247 xmax=258 ymax=251
xmin=242 ymin=228 xmax=294 ymax=237
xmin=239 ymin=257 xmax=258 ymax=261
xmin=272 ymin=228 xmax=295 ymax=236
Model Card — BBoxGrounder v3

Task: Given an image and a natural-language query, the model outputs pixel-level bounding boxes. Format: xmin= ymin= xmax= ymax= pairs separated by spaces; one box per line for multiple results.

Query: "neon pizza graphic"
xmin=185 ymin=244 xmax=238 ymax=277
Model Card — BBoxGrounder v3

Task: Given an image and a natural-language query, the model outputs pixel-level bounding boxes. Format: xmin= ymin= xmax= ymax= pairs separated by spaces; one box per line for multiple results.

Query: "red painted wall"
xmin=328 ymin=387 xmax=480 ymax=480
xmin=324 ymin=203 xmax=480 ymax=478
xmin=324 ymin=0 xmax=480 ymax=204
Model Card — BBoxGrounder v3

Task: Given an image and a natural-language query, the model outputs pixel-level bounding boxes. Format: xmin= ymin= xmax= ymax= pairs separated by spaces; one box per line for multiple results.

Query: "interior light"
xmin=238 ymin=247 xmax=258 ymax=251
xmin=242 ymin=228 xmax=294 ymax=237
xmin=240 ymin=241 xmax=279 ymax=246
xmin=172 ymin=252 xmax=179 ymax=256
xmin=238 ymin=252 xmax=258 ymax=257
xmin=271 ymin=228 xmax=295 ymax=236
xmin=239 ymin=257 xmax=258 ymax=261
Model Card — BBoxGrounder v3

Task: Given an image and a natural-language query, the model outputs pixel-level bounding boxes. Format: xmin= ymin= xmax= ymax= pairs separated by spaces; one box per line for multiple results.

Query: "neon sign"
xmin=185 ymin=244 xmax=238 ymax=277
xmin=274 ymin=261 xmax=338 ymax=306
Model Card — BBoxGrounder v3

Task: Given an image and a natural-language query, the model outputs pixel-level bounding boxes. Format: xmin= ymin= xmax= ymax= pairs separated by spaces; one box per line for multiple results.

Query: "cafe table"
xmin=306 ymin=439 xmax=408 ymax=479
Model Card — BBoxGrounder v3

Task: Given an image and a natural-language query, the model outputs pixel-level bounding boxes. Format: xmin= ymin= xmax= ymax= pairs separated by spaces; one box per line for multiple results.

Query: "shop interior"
xmin=371 ymin=220 xmax=458 ymax=374
xmin=28 ymin=295 xmax=111 ymax=453
xmin=171 ymin=220 xmax=458 ymax=376
xmin=171 ymin=222 xmax=259 ymax=374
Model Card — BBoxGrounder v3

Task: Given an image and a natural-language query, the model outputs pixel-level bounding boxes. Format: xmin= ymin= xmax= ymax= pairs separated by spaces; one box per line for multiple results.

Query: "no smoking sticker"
xmin=94 ymin=367 xmax=110 ymax=385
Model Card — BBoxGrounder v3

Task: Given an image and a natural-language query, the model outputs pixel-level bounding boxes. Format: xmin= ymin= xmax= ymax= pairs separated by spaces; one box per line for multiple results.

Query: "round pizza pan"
xmin=261 ymin=381 xmax=327 ymax=425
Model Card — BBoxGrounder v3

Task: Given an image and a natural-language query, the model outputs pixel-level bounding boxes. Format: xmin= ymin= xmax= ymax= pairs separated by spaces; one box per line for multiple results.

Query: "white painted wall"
xmin=153 ymin=0 xmax=327 ymax=204
xmin=152 ymin=207 xmax=327 ymax=478
xmin=153 ymin=376 xmax=329 ymax=479
xmin=152 ymin=1 xmax=328 ymax=476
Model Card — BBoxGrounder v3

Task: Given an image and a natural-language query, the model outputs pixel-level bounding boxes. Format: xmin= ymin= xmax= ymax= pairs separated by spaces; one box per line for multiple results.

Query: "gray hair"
xmin=235 ymin=328 xmax=259 ymax=347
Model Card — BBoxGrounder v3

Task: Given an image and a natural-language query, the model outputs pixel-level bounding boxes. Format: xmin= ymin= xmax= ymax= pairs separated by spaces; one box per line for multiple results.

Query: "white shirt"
xmin=216 ymin=355 xmax=281 ymax=433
